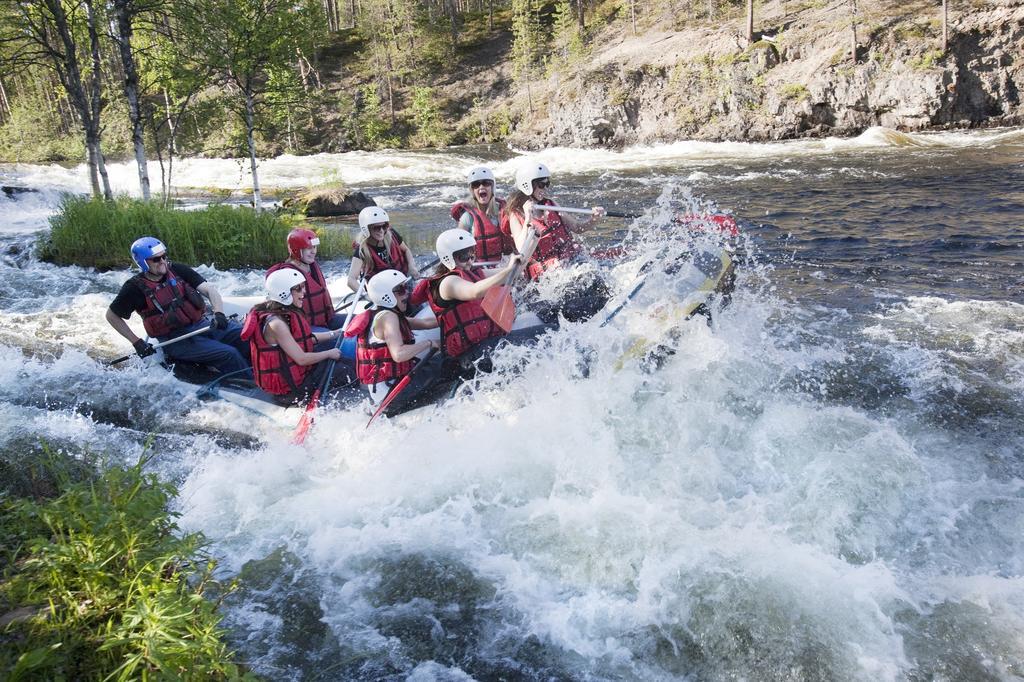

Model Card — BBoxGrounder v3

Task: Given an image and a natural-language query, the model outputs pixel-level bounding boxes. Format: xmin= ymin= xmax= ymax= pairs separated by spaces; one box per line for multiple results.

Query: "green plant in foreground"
xmin=39 ymin=196 xmax=347 ymax=270
xmin=0 ymin=452 xmax=256 ymax=680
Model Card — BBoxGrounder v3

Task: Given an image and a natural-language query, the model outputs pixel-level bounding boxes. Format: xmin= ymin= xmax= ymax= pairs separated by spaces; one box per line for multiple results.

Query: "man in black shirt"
xmin=105 ymin=237 xmax=249 ymax=375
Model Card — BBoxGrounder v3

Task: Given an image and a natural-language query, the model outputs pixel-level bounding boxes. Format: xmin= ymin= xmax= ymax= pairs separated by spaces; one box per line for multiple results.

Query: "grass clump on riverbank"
xmin=0 ymin=450 xmax=256 ymax=680
xmin=39 ymin=196 xmax=348 ymax=270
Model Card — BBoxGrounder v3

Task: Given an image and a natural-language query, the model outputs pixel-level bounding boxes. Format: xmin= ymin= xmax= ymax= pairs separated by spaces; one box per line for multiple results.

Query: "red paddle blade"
xmin=291 ymin=389 xmax=322 ymax=444
xmin=481 ymin=284 xmax=516 ymax=333
xmin=366 ymin=375 xmax=411 ymax=428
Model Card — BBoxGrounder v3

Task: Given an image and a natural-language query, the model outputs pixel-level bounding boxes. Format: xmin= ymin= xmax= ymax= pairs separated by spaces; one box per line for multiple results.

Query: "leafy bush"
xmin=39 ymin=196 xmax=348 ymax=270
xmin=0 ymin=452 xmax=255 ymax=680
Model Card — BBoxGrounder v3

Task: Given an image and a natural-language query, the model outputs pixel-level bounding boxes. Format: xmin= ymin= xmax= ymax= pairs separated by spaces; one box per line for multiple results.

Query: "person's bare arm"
xmin=266 ymin=317 xmax=340 ymax=366
xmin=438 ymin=257 xmax=522 ymax=301
xmin=196 ymin=281 xmax=224 ymax=313
xmin=105 ymin=308 xmax=142 ymax=344
xmin=347 ymin=256 xmax=364 ymax=292
xmin=376 ymin=311 xmax=437 ymax=362
xmin=402 ymin=244 xmax=420 ymax=279
xmin=408 ymin=315 xmax=438 ymax=330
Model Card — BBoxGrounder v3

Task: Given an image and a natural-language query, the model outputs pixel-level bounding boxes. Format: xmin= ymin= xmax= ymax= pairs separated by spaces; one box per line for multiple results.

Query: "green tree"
xmin=359 ymin=84 xmax=396 ymax=149
xmin=110 ymin=0 xmax=156 ymax=199
xmin=1 ymin=0 xmax=113 ymax=198
xmin=410 ymin=86 xmax=449 ymax=148
xmin=511 ymin=0 xmax=544 ymax=112
xmin=176 ymin=0 xmax=325 ymax=210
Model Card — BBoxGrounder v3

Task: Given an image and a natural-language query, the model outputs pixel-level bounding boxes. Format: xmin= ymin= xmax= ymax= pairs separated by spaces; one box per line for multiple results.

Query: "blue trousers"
xmin=159 ymin=318 xmax=250 ymax=375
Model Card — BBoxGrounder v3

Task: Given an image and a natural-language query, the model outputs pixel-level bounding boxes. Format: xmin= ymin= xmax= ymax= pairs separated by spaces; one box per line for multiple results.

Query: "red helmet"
xmin=287 ymin=228 xmax=320 ymax=260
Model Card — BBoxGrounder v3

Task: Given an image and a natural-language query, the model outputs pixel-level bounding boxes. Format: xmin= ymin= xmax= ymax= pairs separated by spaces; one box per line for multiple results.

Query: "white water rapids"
xmin=1 ymin=127 xmax=1022 ymax=680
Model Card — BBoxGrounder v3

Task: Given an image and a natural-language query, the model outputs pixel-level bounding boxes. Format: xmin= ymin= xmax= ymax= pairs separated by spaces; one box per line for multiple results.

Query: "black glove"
xmin=133 ymin=339 xmax=156 ymax=358
xmin=211 ymin=311 xmax=229 ymax=330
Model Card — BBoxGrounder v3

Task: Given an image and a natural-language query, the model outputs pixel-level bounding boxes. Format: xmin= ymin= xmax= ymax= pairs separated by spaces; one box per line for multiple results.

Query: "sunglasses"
xmin=471 ymin=180 xmax=493 ymax=189
xmin=453 ymin=247 xmax=475 ymax=262
xmin=533 ymin=178 xmax=551 ymax=189
xmin=147 ymin=254 xmax=168 ymax=263
xmin=369 ymin=222 xmax=390 ymax=231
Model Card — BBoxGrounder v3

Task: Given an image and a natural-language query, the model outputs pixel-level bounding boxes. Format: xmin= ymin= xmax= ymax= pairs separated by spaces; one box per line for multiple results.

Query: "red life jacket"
xmin=506 ymin=199 xmax=580 ymax=280
xmin=240 ymin=308 xmax=315 ymax=396
xmin=132 ymin=266 xmax=206 ymax=338
xmin=356 ymin=237 xmax=409 ymax=279
xmin=426 ymin=268 xmax=504 ymax=358
xmin=451 ymin=198 xmax=512 ymax=262
xmin=266 ymin=261 xmax=335 ymax=328
xmin=345 ymin=308 xmax=415 ymax=385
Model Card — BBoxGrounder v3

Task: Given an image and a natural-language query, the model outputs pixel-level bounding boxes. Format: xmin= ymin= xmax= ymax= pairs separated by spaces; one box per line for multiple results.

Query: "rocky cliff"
xmin=493 ymin=0 xmax=1024 ymax=147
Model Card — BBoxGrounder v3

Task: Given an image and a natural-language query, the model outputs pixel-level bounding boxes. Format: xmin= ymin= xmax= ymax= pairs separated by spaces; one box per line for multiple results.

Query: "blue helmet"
xmin=130 ymin=237 xmax=167 ymax=273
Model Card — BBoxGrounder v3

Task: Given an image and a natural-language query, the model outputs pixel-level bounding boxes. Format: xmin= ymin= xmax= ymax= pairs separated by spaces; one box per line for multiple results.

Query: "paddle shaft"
xmin=107 ymin=324 xmax=213 ymax=366
xmin=480 ymin=227 xmax=538 ymax=332
xmin=536 ymin=205 xmax=639 ymax=219
xmin=366 ymin=347 xmax=439 ymax=428
xmin=291 ymin=277 xmax=366 ymax=444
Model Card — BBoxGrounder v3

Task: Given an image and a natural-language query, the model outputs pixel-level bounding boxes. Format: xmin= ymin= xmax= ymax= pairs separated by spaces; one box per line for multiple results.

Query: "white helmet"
xmin=358 ymin=206 xmax=390 ymax=238
xmin=266 ymin=268 xmax=306 ymax=306
xmin=515 ymin=160 xmax=550 ymax=194
xmin=367 ymin=269 xmax=410 ymax=309
xmin=467 ymin=166 xmax=494 ymax=185
xmin=436 ymin=228 xmax=477 ymax=269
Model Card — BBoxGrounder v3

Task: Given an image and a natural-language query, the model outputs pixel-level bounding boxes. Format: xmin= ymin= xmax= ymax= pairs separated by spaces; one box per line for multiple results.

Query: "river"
xmin=1 ymin=126 xmax=1022 ymax=680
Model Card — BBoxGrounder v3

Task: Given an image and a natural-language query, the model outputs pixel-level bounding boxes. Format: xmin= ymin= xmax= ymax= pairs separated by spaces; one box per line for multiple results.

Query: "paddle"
xmin=291 ymin=277 xmax=367 ymax=445
xmin=480 ymin=228 xmax=538 ymax=333
xmin=365 ymin=347 xmax=439 ymax=428
xmin=599 ymin=249 xmax=676 ymax=328
xmin=598 ymin=246 xmax=720 ymax=327
xmin=107 ymin=324 xmax=212 ymax=366
xmin=612 ymin=250 xmax=734 ymax=370
xmin=536 ymin=205 xmax=640 ymax=219
xmin=195 ymin=366 xmax=254 ymax=399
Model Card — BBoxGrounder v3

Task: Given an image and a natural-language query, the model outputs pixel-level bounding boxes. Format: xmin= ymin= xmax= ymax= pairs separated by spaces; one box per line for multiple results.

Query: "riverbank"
xmin=495 ymin=0 xmax=1024 ymax=148
xmin=1 ymin=0 xmax=1020 ymax=165
xmin=0 ymin=450 xmax=252 ymax=680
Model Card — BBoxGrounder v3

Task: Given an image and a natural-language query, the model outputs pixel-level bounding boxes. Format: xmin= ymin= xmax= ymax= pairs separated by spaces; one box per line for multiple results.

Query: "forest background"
xmin=0 ymin=0 xmax=1021 ymax=203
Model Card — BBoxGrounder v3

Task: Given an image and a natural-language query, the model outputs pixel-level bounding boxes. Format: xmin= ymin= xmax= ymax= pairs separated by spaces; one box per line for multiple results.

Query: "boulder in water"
xmin=287 ymin=187 xmax=376 ymax=217
xmin=2 ymin=185 xmax=38 ymax=197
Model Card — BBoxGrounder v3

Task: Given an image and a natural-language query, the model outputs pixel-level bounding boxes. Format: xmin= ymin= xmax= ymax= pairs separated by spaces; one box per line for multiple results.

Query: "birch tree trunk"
xmin=849 ymin=0 xmax=858 ymax=64
xmin=942 ymin=0 xmax=948 ymax=53
xmin=0 ymin=77 xmax=10 ymax=123
xmin=43 ymin=0 xmax=103 ymax=197
xmin=113 ymin=0 xmax=151 ymax=200
xmin=84 ymin=0 xmax=112 ymax=199
xmin=161 ymin=88 xmax=177 ymax=202
xmin=244 ymin=89 xmax=262 ymax=211
xmin=746 ymin=0 xmax=754 ymax=44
